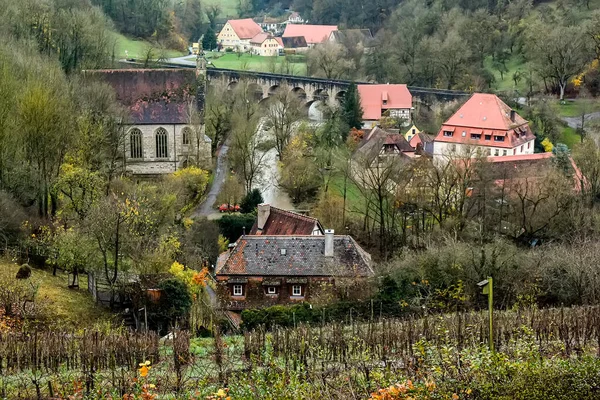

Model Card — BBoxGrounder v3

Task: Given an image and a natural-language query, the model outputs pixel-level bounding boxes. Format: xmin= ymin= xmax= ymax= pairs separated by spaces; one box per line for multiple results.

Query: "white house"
xmin=217 ymin=19 xmax=263 ymax=51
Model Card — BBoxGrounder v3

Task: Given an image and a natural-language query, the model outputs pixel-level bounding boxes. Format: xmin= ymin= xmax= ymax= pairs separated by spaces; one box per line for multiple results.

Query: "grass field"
xmin=201 ymin=52 xmax=308 ymax=75
xmin=559 ymin=126 xmax=582 ymax=148
xmin=2 ymin=262 xmax=113 ymax=328
xmin=485 ymin=55 xmax=528 ymax=93
xmin=552 ymin=99 xmax=600 ymax=117
xmin=110 ymin=32 xmax=187 ymax=60
xmin=206 ymin=0 xmax=238 ymax=17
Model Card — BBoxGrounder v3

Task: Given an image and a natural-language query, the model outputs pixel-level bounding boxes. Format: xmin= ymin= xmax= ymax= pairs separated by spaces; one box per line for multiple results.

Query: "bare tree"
xmin=306 ymin=42 xmax=354 ymax=79
xmin=264 ymin=84 xmax=304 ymax=160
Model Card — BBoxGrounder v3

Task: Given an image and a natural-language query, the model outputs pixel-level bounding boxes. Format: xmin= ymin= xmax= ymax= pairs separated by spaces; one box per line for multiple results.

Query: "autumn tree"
xmin=526 ymin=24 xmax=592 ymax=100
xmin=264 ymin=84 xmax=304 ymax=160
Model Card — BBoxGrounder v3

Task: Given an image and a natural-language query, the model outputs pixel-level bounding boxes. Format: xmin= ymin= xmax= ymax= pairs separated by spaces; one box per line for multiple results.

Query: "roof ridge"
xmin=269 ymin=206 xmax=318 ymax=223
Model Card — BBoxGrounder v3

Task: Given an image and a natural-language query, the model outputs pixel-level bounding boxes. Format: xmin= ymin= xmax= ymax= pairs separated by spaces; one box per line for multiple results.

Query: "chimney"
xmin=257 ymin=203 xmax=271 ymax=231
xmin=510 ymin=109 xmax=516 ymax=122
xmin=324 ymin=229 xmax=334 ymax=257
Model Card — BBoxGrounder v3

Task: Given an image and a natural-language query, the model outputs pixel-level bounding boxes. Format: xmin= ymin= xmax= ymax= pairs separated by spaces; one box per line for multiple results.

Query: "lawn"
xmin=205 ymin=52 xmax=308 ymax=75
xmin=1 ymin=261 xmax=114 ymax=329
xmin=485 ymin=54 xmax=527 ymax=93
xmin=551 ymin=99 xmax=600 ymax=118
xmin=110 ymin=32 xmax=187 ymax=60
xmin=559 ymin=126 xmax=582 ymax=148
xmin=327 ymin=174 xmax=365 ymax=213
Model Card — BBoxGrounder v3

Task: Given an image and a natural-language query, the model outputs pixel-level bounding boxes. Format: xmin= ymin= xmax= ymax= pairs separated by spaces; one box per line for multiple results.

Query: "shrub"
xmin=217 ymin=214 xmax=256 ymax=242
xmin=239 ymin=188 xmax=263 ymax=214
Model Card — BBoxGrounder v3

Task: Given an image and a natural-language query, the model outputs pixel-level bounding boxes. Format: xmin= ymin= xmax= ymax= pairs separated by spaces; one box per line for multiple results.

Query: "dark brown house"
xmin=215 ymin=230 xmax=374 ymax=313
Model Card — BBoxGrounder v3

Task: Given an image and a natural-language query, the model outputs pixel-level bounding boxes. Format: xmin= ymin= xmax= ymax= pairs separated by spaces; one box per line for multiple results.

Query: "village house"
xmin=328 ymin=29 xmax=375 ymax=52
xmin=215 ymin=230 xmax=374 ymax=314
xmin=357 ymin=84 xmax=413 ymax=129
xmin=354 ymin=126 xmax=416 ymax=162
xmin=281 ymin=36 xmax=309 ymax=53
xmin=432 ymin=93 xmax=536 ymax=160
xmin=255 ymin=16 xmax=286 ymax=35
xmin=286 ymin=11 xmax=304 ymax=24
xmin=217 ymin=18 xmax=263 ymax=51
xmin=84 ymin=69 xmax=211 ymax=176
xmin=282 ymin=24 xmax=338 ymax=48
xmin=409 ymin=132 xmax=434 ymax=154
xmin=249 ymin=33 xmax=284 ymax=56
xmin=249 ymin=204 xmax=324 ymax=235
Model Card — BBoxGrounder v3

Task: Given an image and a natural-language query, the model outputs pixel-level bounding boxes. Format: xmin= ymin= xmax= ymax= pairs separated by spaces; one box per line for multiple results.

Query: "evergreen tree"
xmin=240 ymin=188 xmax=264 ymax=214
xmin=341 ymin=82 xmax=363 ymax=140
xmin=202 ymin=27 xmax=218 ymax=51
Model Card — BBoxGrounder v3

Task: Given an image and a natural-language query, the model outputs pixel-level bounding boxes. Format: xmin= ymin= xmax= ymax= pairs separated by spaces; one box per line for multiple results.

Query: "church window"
xmin=182 ymin=128 xmax=191 ymax=145
xmin=129 ymin=129 xmax=143 ymax=159
xmin=155 ymin=128 xmax=168 ymax=158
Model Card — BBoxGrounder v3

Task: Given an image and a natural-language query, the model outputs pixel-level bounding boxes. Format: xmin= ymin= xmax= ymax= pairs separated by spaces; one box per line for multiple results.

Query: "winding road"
xmin=562 ymin=112 xmax=600 ymax=130
xmin=193 ymin=142 xmax=230 ymax=218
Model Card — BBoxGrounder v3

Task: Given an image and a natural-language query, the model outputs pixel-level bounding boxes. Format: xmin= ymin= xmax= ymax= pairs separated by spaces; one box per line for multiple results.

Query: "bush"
xmin=239 ymin=189 xmax=263 ymax=214
xmin=217 ymin=214 xmax=256 ymax=242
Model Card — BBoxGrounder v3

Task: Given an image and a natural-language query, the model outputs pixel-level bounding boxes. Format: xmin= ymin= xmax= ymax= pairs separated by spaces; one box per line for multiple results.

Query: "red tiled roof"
xmin=250 ymin=32 xmax=270 ymax=44
xmin=357 ymin=84 xmax=412 ymax=120
xmin=282 ymin=24 xmax=337 ymax=44
xmin=409 ymin=132 xmax=434 ymax=149
xmin=487 ymin=153 xmax=552 ymax=163
xmin=249 ymin=206 xmax=323 ymax=235
xmin=275 ymin=37 xmax=284 ymax=47
xmin=434 ymin=93 xmax=536 ymax=149
xmin=227 ymin=19 xmax=263 ymax=39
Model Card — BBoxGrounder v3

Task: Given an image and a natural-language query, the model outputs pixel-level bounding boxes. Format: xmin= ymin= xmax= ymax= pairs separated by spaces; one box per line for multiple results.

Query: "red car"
xmin=218 ymin=203 xmax=240 ymax=212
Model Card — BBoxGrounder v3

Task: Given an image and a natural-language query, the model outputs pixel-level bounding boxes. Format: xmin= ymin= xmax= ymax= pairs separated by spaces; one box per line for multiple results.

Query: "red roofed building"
xmin=357 ymin=84 xmax=413 ymax=128
xmin=218 ymin=19 xmax=263 ymax=51
xmin=282 ymin=24 xmax=338 ymax=47
xmin=433 ymin=93 xmax=536 ymax=159
xmin=249 ymin=33 xmax=284 ymax=56
xmin=249 ymin=204 xmax=324 ymax=235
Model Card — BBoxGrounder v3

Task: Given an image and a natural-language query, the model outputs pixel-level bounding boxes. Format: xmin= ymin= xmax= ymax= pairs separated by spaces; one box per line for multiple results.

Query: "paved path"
xmin=562 ymin=112 xmax=600 ymax=130
xmin=166 ymin=55 xmax=196 ymax=67
xmin=193 ymin=142 xmax=229 ymax=218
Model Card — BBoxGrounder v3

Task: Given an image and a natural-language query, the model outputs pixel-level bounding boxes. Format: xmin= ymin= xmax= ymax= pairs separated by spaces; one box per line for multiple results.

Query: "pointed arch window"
xmin=182 ymin=127 xmax=191 ymax=145
xmin=155 ymin=128 xmax=168 ymax=158
xmin=129 ymin=128 xmax=143 ymax=159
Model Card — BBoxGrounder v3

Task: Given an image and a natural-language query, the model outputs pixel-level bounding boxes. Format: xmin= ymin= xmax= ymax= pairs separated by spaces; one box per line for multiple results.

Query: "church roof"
xmin=128 ymin=101 xmax=189 ymax=124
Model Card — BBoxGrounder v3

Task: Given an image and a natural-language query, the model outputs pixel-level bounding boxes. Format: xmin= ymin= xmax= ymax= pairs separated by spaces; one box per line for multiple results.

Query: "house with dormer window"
xmin=432 ymin=93 xmax=536 ymax=160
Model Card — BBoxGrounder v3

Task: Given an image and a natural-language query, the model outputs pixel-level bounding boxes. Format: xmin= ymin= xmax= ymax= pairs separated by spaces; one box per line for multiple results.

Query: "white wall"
xmin=432 ymin=140 xmax=535 ymax=161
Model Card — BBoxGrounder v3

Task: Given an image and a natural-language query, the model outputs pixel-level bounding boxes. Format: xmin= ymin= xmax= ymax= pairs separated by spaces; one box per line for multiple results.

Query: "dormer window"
xmin=494 ymin=136 xmax=505 ymax=142
xmin=382 ymin=99 xmax=388 ymax=105
xmin=471 ymin=134 xmax=481 ymax=140
xmin=443 ymin=131 xmax=453 ymax=137
xmin=485 ymin=135 xmax=491 ymax=141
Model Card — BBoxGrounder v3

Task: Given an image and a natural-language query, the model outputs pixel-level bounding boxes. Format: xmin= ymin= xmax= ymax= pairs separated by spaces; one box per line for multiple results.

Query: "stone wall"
xmin=124 ymin=123 xmax=211 ymax=175
xmin=216 ymin=275 xmax=372 ymax=311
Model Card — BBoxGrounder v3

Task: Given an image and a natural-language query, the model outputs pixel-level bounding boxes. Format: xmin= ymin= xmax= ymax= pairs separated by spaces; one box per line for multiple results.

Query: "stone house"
xmin=215 ymin=230 xmax=374 ymax=313
xmin=84 ymin=69 xmax=211 ymax=176
xmin=217 ymin=18 xmax=263 ymax=51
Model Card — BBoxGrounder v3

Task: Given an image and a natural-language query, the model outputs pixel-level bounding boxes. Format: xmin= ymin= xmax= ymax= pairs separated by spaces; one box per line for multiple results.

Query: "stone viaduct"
xmin=204 ymin=67 xmax=469 ymax=107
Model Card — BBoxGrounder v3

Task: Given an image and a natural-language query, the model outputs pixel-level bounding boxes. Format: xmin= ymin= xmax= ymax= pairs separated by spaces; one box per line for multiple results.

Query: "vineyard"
xmin=2 ymin=306 xmax=600 ymax=398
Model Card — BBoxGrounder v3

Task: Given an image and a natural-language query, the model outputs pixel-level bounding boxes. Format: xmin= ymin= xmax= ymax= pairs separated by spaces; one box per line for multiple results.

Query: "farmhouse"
xmin=281 ymin=36 xmax=309 ymax=53
xmin=215 ymin=229 xmax=374 ymax=313
xmin=249 ymin=33 xmax=284 ymax=56
xmin=217 ymin=18 xmax=263 ymax=51
xmin=432 ymin=93 xmax=536 ymax=159
xmin=357 ymin=84 xmax=413 ymax=129
xmin=84 ymin=69 xmax=211 ymax=176
xmin=282 ymin=24 xmax=338 ymax=47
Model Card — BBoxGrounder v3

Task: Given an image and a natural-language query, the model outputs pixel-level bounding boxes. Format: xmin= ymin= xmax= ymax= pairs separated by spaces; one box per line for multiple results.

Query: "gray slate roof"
xmin=216 ymin=235 xmax=373 ymax=277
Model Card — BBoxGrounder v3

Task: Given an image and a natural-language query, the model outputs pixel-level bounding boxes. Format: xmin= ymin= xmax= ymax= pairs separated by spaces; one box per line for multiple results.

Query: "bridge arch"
xmin=291 ymin=86 xmax=307 ymax=101
xmin=312 ymin=88 xmax=329 ymax=102
xmin=268 ymin=85 xmax=280 ymax=96
xmin=227 ymin=81 xmax=238 ymax=90
xmin=335 ymin=90 xmax=346 ymax=103
xmin=248 ymin=82 xmax=263 ymax=101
